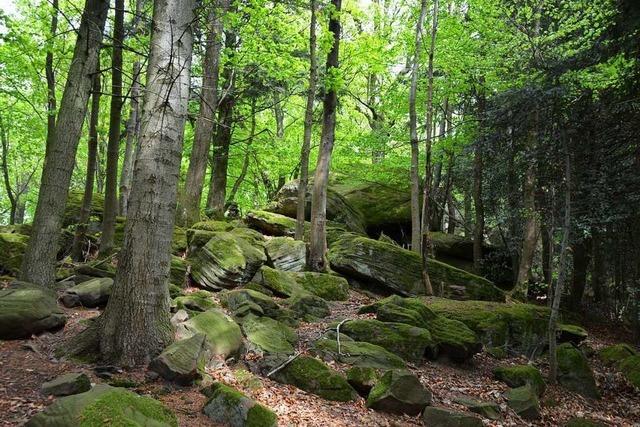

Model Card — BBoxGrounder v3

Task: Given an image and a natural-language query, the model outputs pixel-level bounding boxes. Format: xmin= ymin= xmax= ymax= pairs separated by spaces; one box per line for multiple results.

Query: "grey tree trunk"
xmin=97 ymin=0 xmax=195 ymax=366
xmin=308 ymin=0 xmax=341 ymax=272
xmin=178 ymin=0 xmax=226 ymax=226
xmin=19 ymin=0 xmax=109 ymax=286
xmin=473 ymin=85 xmax=485 ymax=274
xmin=513 ymin=160 xmax=539 ymax=299
xmin=409 ymin=0 xmax=427 ymax=253
xmin=72 ymin=70 xmax=101 ymax=261
xmin=0 ymin=115 xmax=17 ymax=224
xmin=45 ymin=0 xmax=58 ymax=151
xmin=295 ymin=0 xmax=318 ymax=241
xmin=100 ymin=0 xmax=125 ymax=254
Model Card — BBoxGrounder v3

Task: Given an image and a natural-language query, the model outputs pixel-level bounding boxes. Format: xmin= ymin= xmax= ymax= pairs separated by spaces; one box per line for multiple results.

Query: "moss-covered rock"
xmin=0 ymin=284 xmax=66 ymax=339
xmin=557 ymin=343 xmax=600 ymax=399
xmin=0 ymin=232 xmax=28 ymax=276
xmin=328 ymin=234 xmax=504 ymax=301
xmin=598 ymin=343 xmax=637 ymax=365
xmin=201 ymin=382 xmax=277 ymax=427
xmin=422 ymin=407 xmax=484 ymax=427
xmin=346 ymin=366 xmax=380 ymax=396
xmin=186 ymin=229 xmax=216 ymax=253
xmin=264 ymin=355 xmax=357 ymax=401
xmin=505 ymin=384 xmax=540 ymax=420
xmin=172 ymin=290 xmax=216 ymax=313
xmin=241 ymin=314 xmax=297 ymax=355
xmin=265 ymin=236 xmax=306 ymax=272
xmin=220 ymin=288 xmax=281 ymax=319
xmin=42 ymin=373 xmax=91 ymax=397
xmin=337 ymin=319 xmax=434 ymax=362
xmin=453 ymin=396 xmax=501 ymax=420
xmin=493 ymin=364 xmax=546 ymax=396
xmin=171 ymin=226 xmax=188 ymax=255
xmin=251 ymin=266 xmax=300 ymax=297
xmin=246 ymin=210 xmax=298 ymax=237
xmin=189 ymin=231 xmax=266 ymax=290
xmin=618 ymin=354 xmax=640 ymax=389
xmin=192 ymin=220 xmax=235 ymax=232
xmin=60 ymin=278 xmax=113 ymax=308
xmin=26 ymin=384 xmax=177 ymax=427
xmin=284 ymin=293 xmax=331 ymax=321
xmin=312 ymin=336 xmax=406 ymax=370
xmin=366 ymin=370 xmax=431 ymax=415
xmin=169 ymin=283 xmax=184 ymax=299
xmin=294 ymin=271 xmax=349 ymax=301
xmin=557 ymin=323 xmax=588 ymax=346
xmin=169 ymin=256 xmax=188 ymax=287
xmin=149 ymin=333 xmax=210 ymax=385
xmin=564 ymin=417 xmax=607 ymax=427
xmin=63 ymin=190 xmax=104 ymax=227
xmin=179 ymin=309 xmax=243 ymax=358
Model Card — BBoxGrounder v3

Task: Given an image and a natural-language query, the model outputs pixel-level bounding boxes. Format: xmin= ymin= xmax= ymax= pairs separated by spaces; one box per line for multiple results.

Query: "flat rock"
xmin=453 ymin=395 xmax=501 ymax=420
xmin=41 ymin=373 xmax=91 ymax=397
xmin=177 ymin=309 xmax=243 ymax=358
xmin=366 ymin=370 xmax=431 ymax=416
xmin=60 ymin=278 xmax=113 ymax=308
xmin=0 ymin=284 xmax=66 ymax=339
xmin=422 ymin=407 xmax=483 ymax=427
xmin=265 ymin=236 xmax=306 ymax=271
xmin=241 ymin=315 xmax=297 ymax=355
xmin=312 ymin=335 xmax=406 ymax=370
xmin=505 ymin=384 xmax=540 ymax=420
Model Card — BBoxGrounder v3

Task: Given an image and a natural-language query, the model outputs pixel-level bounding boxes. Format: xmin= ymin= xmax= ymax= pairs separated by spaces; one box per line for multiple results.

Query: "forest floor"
xmin=1 ymin=286 xmax=639 ymax=427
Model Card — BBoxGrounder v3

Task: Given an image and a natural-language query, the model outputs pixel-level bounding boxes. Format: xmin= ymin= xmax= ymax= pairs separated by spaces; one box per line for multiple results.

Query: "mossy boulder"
xmin=246 ymin=210 xmax=298 ymax=237
xmin=0 ymin=232 xmax=28 ymax=276
xmin=63 ymin=190 xmax=104 ymax=227
xmin=26 ymin=384 xmax=177 ymax=427
xmin=618 ymin=354 xmax=640 ymax=389
xmin=189 ymin=231 xmax=266 ymax=290
xmin=312 ymin=335 xmax=406 ymax=370
xmin=557 ymin=323 xmax=588 ymax=346
xmin=60 ymin=278 xmax=113 ymax=308
xmin=364 ymin=296 xmax=481 ymax=362
xmin=557 ymin=343 xmax=599 ymax=399
xmin=598 ymin=343 xmax=637 ymax=365
xmin=191 ymin=220 xmax=235 ymax=232
xmin=265 ymin=236 xmax=306 ymax=272
xmin=251 ymin=266 xmax=300 ymax=297
xmin=172 ymin=290 xmax=216 ymax=313
xmin=241 ymin=314 xmax=297 ymax=355
xmin=284 ymin=293 xmax=330 ymax=321
xmin=178 ymin=309 xmax=243 ymax=358
xmin=169 ymin=256 xmax=188 ymax=287
xmin=202 ymin=382 xmax=277 ymax=427
xmin=366 ymin=370 xmax=431 ymax=416
xmin=264 ymin=355 xmax=357 ymax=401
xmin=294 ymin=271 xmax=349 ymax=301
xmin=328 ymin=234 xmax=504 ymax=301
xmin=0 ymin=284 xmax=66 ymax=339
xmin=422 ymin=407 xmax=483 ymax=427
xmin=453 ymin=396 xmax=501 ymax=420
xmin=149 ymin=333 xmax=210 ymax=385
xmin=42 ymin=373 xmax=91 ymax=397
xmin=337 ymin=319 xmax=434 ymax=362
xmin=169 ymin=283 xmax=184 ymax=299
xmin=493 ymin=364 xmax=546 ymax=396
xmin=171 ymin=226 xmax=188 ymax=255
xmin=346 ymin=366 xmax=380 ymax=396
xmin=220 ymin=288 xmax=281 ymax=319
xmin=505 ymin=384 xmax=540 ymax=420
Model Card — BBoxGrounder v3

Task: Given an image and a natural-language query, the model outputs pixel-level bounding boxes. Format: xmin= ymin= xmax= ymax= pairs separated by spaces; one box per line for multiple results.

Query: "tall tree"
xmin=308 ymin=0 xmax=342 ymax=271
xmin=45 ymin=0 xmax=59 ymax=150
xmin=295 ymin=0 xmax=318 ymax=241
xmin=178 ymin=0 xmax=227 ymax=226
xmin=408 ymin=0 xmax=427 ymax=253
xmin=100 ymin=0 xmax=126 ymax=254
xmin=472 ymin=82 xmax=486 ymax=274
xmin=19 ymin=0 xmax=110 ymax=286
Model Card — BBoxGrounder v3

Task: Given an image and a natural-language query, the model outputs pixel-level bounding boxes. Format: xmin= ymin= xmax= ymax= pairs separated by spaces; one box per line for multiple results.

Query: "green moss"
xmin=191 ymin=220 xmax=235 ymax=232
xmin=221 ymin=288 xmax=281 ymax=319
xmin=241 ymin=315 xmax=297 ymax=355
xmin=64 ymin=190 xmax=104 ymax=226
xmin=168 ymin=284 xmax=183 ymax=299
xmin=505 ymin=384 xmax=540 ymax=420
xmin=598 ymin=343 xmax=637 ymax=365
xmin=256 ymin=266 xmax=300 ymax=297
xmin=171 ymin=227 xmax=188 ymax=255
xmin=202 ymin=382 xmax=277 ymax=427
xmin=169 ymin=256 xmax=188 ymax=287
xmin=107 ymin=378 xmax=139 ymax=389
xmin=618 ymin=354 xmax=640 ymax=388
xmin=312 ymin=337 xmax=406 ymax=370
xmin=365 ymin=369 xmax=431 ymax=415
xmin=246 ymin=210 xmax=297 ymax=236
xmin=493 ymin=364 xmax=546 ymax=396
xmin=0 ymin=232 xmax=29 ymax=276
xmin=173 ymin=290 xmax=215 ymax=312
xmin=557 ymin=343 xmax=600 ymax=399
xmin=183 ymin=309 xmax=243 ymax=358
xmin=564 ymin=417 xmax=607 ymax=427
xmin=233 ymin=368 xmax=263 ymax=391
xmin=346 ymin=366 xmax=380 ymax=395
xmin=294 ymin=271 xmax=349 ymax=301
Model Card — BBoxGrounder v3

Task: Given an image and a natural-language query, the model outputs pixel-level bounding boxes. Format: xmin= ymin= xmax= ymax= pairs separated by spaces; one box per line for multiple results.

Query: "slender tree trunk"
xmin=0 ymin=116 xmax=17 ymax=224
xmin=72 ymin=70 xmax=101 ymax=262
xmin=119 ymin=0 xmax=144 ymax=216
xmin=178 ymin=0 xmax=226 ymax=226
xmin=308 ymin=0 xmax=341 ymax=272
xmin=295 ymin=0 xmax=317 ymax=241
xmin=273 ymin=90 xmax=285 ymax=139
xmin=94 ymin=0 xmax=194 ymax=366
xmin=591 ymin=227 xmax=606 ymax=303
xmin=228 ymin=98 xmax=255 ymax=201
xmin=569 ymin=237 xmax=591 ymax=310
xmin=19 ymin=0 xmax=109 ymax=286
xmin=419 ymin=0 xmax=439 ymax=295
xmin=100 ymin=0 xmax=125 ymax=254
xmin=409 ymin=0 xmax=427 ymax=253
xmin=45 ymin=0 xmax=59 ymax=150
xmin=472 ymin=85 xmax=485 ymax=274
xmin=548 ymin=138 xmax=571 ymax=384
xmin=513 ymin=160 xmax=539 ymax=299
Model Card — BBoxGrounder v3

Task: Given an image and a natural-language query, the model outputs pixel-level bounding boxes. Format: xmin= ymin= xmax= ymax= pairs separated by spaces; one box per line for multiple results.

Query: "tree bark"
xmin=472 ymin=84 xmax=485 ymax=274
xmin=45 ymin=0 xmax=59 ymax=150
xmin=295 ymin=0 xmax=317 ymax=241
xmin=96 ymin=0 xmax=195 ymax=366
xmin=308 ymin=0 xmax=341 ymax=272
xmin=409 ymin=0 xmax=427 ymax=254
xmin=19 ymin=0 xmax=109 ymax=286
xmin=513 ymin=160 xmax=539 ymax=299
xmin=72 ymin=69 xmax=101 ymax=262
xmin=228 ymin=98 xmax=255 ymax=202
xmin=178 ymin=0 xmax=226 ymax=226
xmin=100 ymin=0 xmax=125 ymax=254
xmin=0 ymin=115 xmax=17 ymax=224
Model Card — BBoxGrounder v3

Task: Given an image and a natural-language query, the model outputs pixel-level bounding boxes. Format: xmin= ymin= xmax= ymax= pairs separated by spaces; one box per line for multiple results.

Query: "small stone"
xmin=41 ymin=373 xmax=91 ymax=397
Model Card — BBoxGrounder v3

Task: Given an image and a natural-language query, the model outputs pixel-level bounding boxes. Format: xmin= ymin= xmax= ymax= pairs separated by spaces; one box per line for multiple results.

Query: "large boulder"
xmin=262 ymin=355 xmax=357 ymax=401
xmin=251 ymin=266 xmax=300 ymax=297
xmin=337 ymin=319 xmax=434 ymax=362
xmin=177 ymin=309 xmax=243 ymax=358
xmin=149 ymin=333 xmax=210 ymax=385
xmin=346 ymin=366 xmax=380 ymax=396
xmin=189 ymin=230 xmax=266 ymax=290
xmin=598 ymin=343 xmax=637 ymax=366
xmin=172 ymin=290 xmax=216 ymax=313
xmin=0 ymin=284 xmax=66 ymax=339
xmin=41 ymin=373 xmax=91 ymax=397
xmin=265 ymin=236 xmax=306 ymax=272
xmin=26 ymin=384 xmax=177 ymax=427
xmin=0 ymin=232 xmax=28 ymax=275
xmin=246 ymin=210 xmax=298 ymax=237
xmin=366 ymin=370 xmax=431 ymax=416
xmin=293 ymin=271 xmax=349 ymax=301
xmin=618 ymin=355 xmax=640 ymax=389
xmin=284 ymin=293 xmax=330 ymax=321
xmin=312 ymin=335 xmax=407 ymax=370
xmin=60 ymin=278 xmax=113 ymax=308
xmin=505 ymin=384 xmax=540 ymax=420
xmin=170 ymin=256 xmax=188 ymax=287
xmin=220 ymin=288 xmax=281 ymax=319
xmin=422 ymin=407 xmax=484 ymax=427
xmin=557 ymin=343 xmax=600 ymax=399
xmin=240 ymin=314 xmax=297 ymax=355
xmin=493 ymin=364 xmax=546 ymax=396
xmin=328 ymin=234 xmax=504 ymax=302
xmin=202 ymin=382 xmax=277 ymax=427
